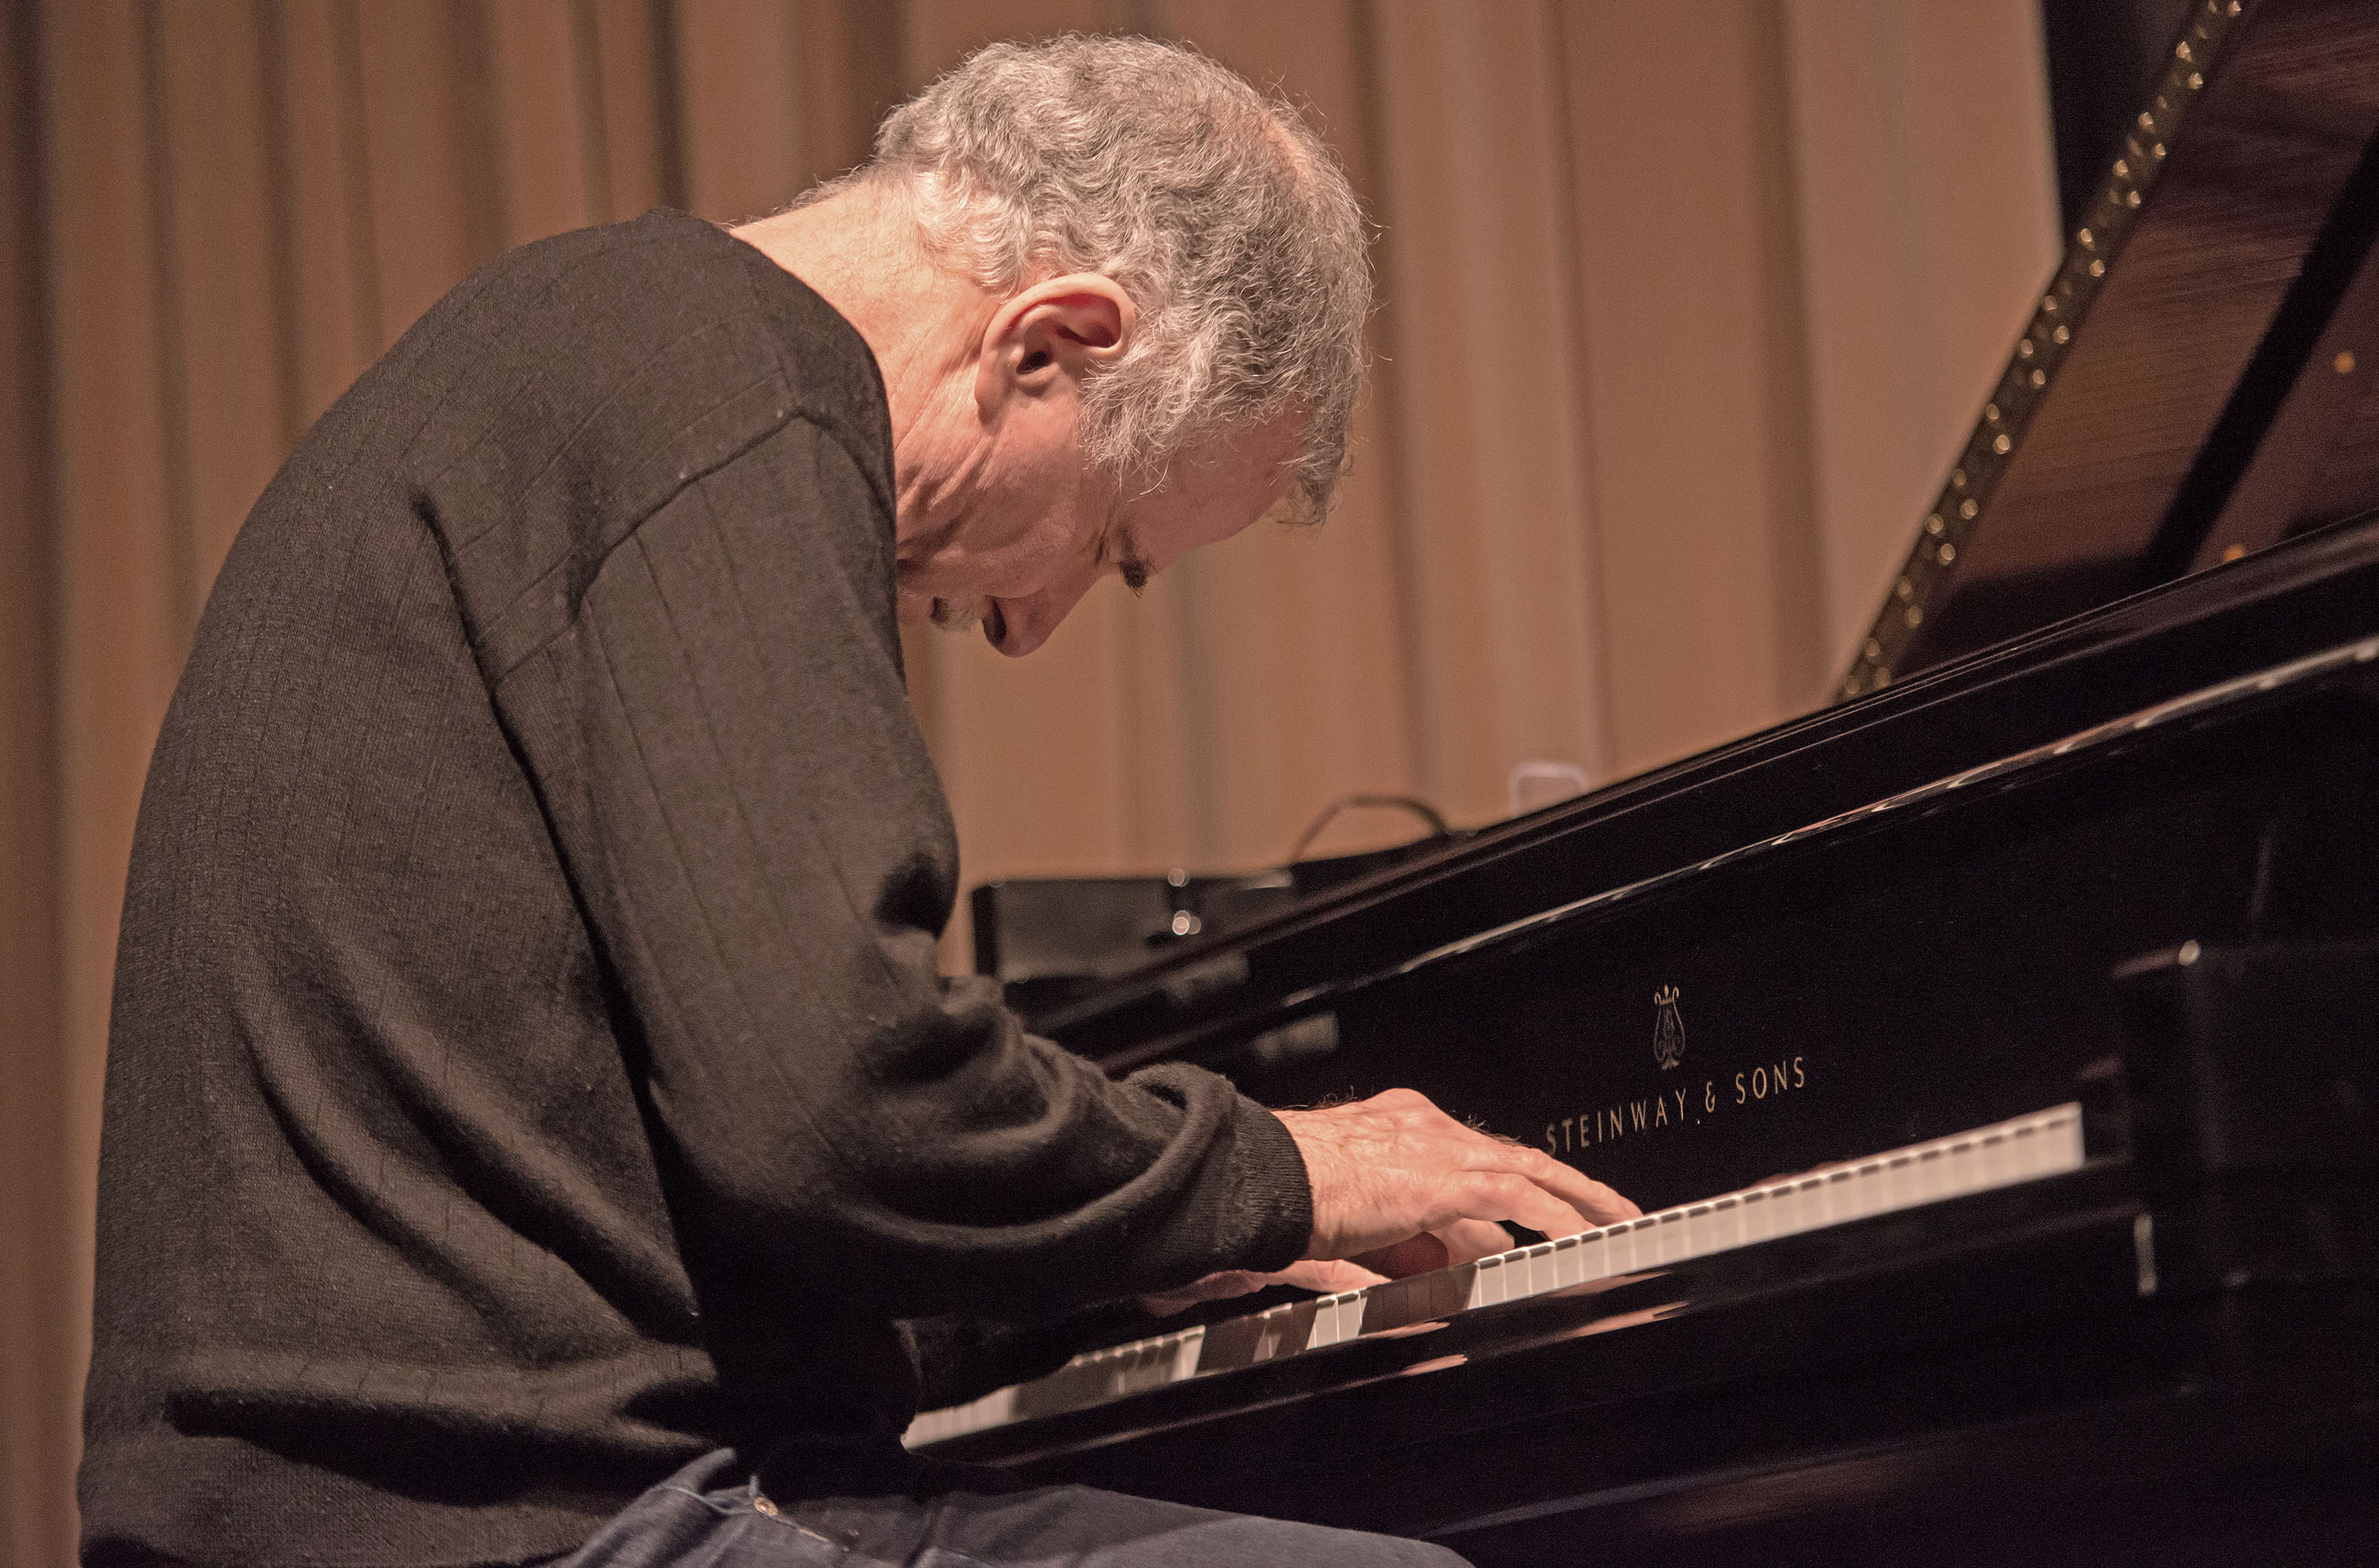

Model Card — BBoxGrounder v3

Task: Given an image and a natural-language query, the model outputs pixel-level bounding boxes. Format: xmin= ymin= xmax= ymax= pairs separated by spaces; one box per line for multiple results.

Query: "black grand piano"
xmin=912 ymin=2 xmax=2379 ymax=1559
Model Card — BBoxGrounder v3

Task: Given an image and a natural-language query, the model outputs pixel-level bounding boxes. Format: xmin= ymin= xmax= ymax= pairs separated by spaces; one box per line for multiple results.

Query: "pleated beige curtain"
xmin=0 ymin=2 xmax=2056 ymax=1559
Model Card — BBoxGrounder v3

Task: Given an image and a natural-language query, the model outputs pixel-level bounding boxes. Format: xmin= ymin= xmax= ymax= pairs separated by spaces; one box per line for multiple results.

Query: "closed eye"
xmin=1119 ymin=557 xmax=1152 ymax=595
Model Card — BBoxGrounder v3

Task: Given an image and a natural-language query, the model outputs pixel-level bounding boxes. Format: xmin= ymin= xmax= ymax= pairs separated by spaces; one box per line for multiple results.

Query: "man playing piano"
xmin=80 ymin=36 xmax=1632 ymax=1568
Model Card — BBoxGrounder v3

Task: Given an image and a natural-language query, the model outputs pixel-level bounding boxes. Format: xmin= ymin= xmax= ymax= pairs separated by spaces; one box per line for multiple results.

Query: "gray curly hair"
xmin=823 ymin=34 xmax=1371 ymax=522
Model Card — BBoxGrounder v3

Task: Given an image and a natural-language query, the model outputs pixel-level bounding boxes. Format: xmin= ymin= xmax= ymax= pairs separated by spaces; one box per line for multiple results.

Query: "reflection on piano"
xmin=914 ymin=2 xmax=2379 ymax=1560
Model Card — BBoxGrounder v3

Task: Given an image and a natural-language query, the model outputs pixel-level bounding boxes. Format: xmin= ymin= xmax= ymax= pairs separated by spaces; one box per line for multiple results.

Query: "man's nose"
xmin=994 ymin=565 xmax=1100 ymax=657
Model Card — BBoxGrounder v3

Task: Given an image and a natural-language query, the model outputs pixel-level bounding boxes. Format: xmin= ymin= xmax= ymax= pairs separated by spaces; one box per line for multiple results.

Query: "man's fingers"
xmin=1584 ymin=1183 xmax=1640 ymax=1224
xmin=1440 ymin=1145 xmax=1632 ymax=1237
xmin=1350 ymin=1218 xmax=1519 ymax=1279
xmin=1526 ymin=1158 xmax=1641 ymax=1226
xmin=1435 ymin=1218 xmax=1519 ymax=1266
xmin=1465 ymin=1170 xmax=1594 ymax=1240
xmin=1477 ymin=1136 xmax=1642 ymax=1229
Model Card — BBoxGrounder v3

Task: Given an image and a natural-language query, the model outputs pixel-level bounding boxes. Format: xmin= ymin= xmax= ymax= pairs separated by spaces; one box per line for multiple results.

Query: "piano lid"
xmin=1840 ymin=0 xmax=2379 ymax=697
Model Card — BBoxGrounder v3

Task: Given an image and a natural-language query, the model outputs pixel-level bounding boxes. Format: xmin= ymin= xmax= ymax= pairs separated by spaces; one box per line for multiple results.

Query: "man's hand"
xmin=1275 ymin=1088 xmax=1640 ymax=1260
xmin=1139 ymin=1090 xmax=1638 ymax=1319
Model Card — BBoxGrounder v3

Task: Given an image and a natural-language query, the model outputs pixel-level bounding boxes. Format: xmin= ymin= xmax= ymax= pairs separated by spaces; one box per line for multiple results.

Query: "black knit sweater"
xmin=79 ymin=210 xmax=1312 ymax=1568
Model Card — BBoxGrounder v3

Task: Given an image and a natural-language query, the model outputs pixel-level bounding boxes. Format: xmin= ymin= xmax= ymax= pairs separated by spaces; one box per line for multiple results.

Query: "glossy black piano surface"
xmin=932 ymin=0 xmax=2379 ymax=1558
xmin=936 ymin=598 xmax=2379 ymax=1559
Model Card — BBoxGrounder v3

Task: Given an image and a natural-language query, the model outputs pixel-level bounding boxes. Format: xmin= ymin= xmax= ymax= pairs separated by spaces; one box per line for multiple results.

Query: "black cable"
xmin=1283 ymin=793 xmax=1449 ymax=864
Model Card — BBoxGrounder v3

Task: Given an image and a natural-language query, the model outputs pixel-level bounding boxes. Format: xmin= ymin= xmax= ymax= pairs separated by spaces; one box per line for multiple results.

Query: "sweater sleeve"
xmin=472 ymin=409 xmax=1312 ymax=1324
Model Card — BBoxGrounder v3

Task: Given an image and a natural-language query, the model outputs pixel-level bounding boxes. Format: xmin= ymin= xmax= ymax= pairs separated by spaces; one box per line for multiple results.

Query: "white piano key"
xmin=1603 ymin=1218 xmax=1640 ymax=1275
xmin=1820 ymin=1172 xmax=1848 ymax=1226
xmin=905 ymin=1383 xmax=1014 ymax=1447
xmin=1957 ymin=1132 xmax=1988 ymax=1185
xmin=1708 ymin=1193 xmax=1743 ymax=1252
xmin=1249 ymin=1302 xmax=1302 ymax=1362
xmin=1976 ymin=1128 xmax=2012 ymax=1191
xmin=1465 ymin=1253 xmax=1504 ymax=1309
xmin=2029 ymin=1115 xmax=2079 ymax=1177
xmin=1678 ymin=1203 xmax=1717 ymax=1260
xmin=2048 ymin=1107 xmax=2086 ymax=1171
xmin=1939 ymin=1136 xmax=1976 ymax=1199
xmin=1813 ymin=1169 xmax=1844 ymax=1226
xmin=2010 ymin=1124 xmax=2044 ymax=1179
xmin=1783 ymin=1178 xmax=1818 ymax=1237
xmin=1921 ymin=1147 xmax=1952 ymax=1204
xmin=1908 ymin=1146 xmax=1945 ymax=1207
xmin=1641 ymin=1209 xmax=1672 ymax=1264
xmin=1863 ymin=1154 xmax=1893 ymax=1212
xmin=1791 ymin=1174 xmax=1822 ymax=1234
xmin=1840 ymin=1166 xmax=1870 ymax=1222
xmin=1800 ymin=1173 xmax=1832 ymax=1231
xmin=1739 ymin=1186 xmax=1773 ymax=1244
xmin=2006 ymin=1121 xmax=2044 ymax=1178
xmin=1306 ymin=1292 xmax=1358 ymax=1350
xmin=1505 ymin=1244 xmax=1542 ymax=1302
xmin=1874 ymin=1152 xmax=1911 ymax=1213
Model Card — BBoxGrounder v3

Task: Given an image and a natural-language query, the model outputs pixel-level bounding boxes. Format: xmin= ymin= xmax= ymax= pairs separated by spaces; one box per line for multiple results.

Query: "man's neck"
xmin=731 ymin=191 xmax=993 ymax=531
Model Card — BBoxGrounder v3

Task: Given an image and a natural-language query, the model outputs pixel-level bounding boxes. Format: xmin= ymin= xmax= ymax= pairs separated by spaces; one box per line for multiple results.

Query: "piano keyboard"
xmin=905 ymin=1101 xmax=2086 ymax=1449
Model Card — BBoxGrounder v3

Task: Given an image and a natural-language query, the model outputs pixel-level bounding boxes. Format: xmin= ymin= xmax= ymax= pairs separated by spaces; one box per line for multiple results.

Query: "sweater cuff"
xmin=1226 ymin=1092 xmax=1314 ymax=1273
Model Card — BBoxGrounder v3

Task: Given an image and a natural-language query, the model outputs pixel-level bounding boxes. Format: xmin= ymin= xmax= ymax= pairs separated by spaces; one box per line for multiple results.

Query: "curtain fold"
xmin=0 ymin=4 xmax=2056 ymax=1560
xmin=1 ymin=6 xmax=63 ymax=1558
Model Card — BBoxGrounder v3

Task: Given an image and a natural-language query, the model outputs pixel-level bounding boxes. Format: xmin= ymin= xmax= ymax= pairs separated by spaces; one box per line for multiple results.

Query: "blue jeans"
xmin=559 ymin=1445 xmax=1471 ymax=1567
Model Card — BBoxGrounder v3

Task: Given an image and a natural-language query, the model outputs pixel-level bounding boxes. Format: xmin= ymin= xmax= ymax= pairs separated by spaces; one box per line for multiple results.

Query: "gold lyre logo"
xmin=1652 ymin=985 xmax=1685 ymax=1070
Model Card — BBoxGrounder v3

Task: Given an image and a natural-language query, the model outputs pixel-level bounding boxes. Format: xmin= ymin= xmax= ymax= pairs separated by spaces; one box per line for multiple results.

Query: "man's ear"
xmin=975 ymin=274 xmax=1135 ymax=414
